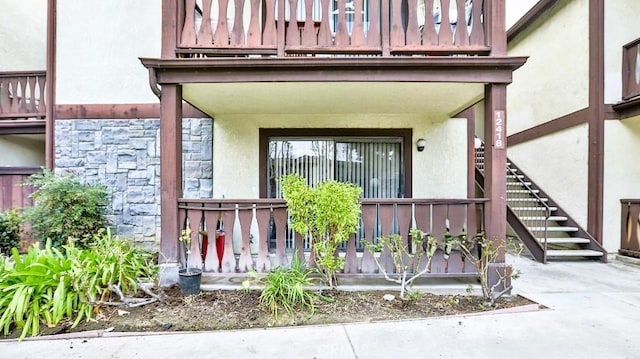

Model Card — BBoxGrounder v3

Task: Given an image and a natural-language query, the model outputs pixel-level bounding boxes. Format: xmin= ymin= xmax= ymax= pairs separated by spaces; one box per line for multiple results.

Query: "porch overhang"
xmin=141 ymin=56 xmax=528 ymax=85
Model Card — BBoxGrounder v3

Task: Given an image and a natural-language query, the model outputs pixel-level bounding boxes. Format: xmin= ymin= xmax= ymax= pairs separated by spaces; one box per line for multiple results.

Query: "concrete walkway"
xmin=2 ymin=255 xmax=639 ymax=359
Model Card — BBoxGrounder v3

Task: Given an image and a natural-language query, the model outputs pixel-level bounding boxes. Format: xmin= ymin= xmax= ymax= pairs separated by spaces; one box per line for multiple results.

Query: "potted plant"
xmin=178 ymin=227 xmax=202 ymax=295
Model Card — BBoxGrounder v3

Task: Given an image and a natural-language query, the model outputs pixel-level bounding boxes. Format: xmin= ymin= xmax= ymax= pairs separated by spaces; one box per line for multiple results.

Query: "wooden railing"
xmin=177 ymin=197 xmax=486 ymax=277
xmin=0 ymin=167 xmax=40 ymax=212
xmin=620 ymin=199 xmax=640 ymax=258
xmin=0 ymin=71 xmax=47 ymax=120
xmin=177 ymin=0 xmax=489 ymax=57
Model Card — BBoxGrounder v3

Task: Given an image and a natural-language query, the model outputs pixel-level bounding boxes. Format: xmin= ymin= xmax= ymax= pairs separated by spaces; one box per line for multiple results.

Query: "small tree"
xmin=24 ymin=170 xmax=111 ymax=248
xmin=280 ymin=174 xmax=362 ymax=289
xmin=366 ymin=228 xmax=438 ymax=300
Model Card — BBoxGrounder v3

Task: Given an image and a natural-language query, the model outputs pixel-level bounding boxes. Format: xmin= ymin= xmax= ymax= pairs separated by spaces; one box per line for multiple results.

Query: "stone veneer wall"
xmin=54 ymin=118 xmax=213 ymax=247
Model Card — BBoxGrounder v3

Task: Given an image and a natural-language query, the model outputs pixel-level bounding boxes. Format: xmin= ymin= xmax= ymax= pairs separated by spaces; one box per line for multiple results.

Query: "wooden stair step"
xmin=507 ymin=197 xmax=549 ymax=202
xmin=539 ymin=237 xmax=591 ymax=244
xmin=546 ymin=249 xmax=604 ymax=257
xmin=520 ymin=216 xmax=567 ymax=221
xmin=529 ymin=226 xmax=578 ymax=232
xmin=507 ymin=189 xmax=540 ymax=194
xmin=511 ymin=206 xmax=558 ymax=211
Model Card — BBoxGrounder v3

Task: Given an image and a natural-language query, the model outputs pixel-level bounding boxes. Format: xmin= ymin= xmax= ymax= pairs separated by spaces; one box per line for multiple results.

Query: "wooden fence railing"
xmin=0 ymin=71 xmax=47 ymax=120
xmin=0 ymin=167 xmax=40 ymax=212
xmin=620 ymin=199 xmax=640 ymax=258
xmin=177 ymin=0 xmax=489 ymax=57
xmin=622 ymin=38 xmax=640 ymax=100
xmin=177 ymin=197 xmax=486 ymax=277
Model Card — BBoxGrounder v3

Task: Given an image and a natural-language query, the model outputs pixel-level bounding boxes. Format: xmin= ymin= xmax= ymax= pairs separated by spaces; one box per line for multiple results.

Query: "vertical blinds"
xmin=268 ymin=138 xmax=403 ymax=198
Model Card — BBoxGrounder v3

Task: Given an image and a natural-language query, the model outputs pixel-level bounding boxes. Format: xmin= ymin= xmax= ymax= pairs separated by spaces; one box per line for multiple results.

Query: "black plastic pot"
xmin=178 ymin=268 xmax=202 ymax=295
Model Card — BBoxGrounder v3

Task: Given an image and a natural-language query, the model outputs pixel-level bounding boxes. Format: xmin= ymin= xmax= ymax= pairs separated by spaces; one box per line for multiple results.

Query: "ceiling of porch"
xmin=182 ymin=82 xmax=484 ymax=119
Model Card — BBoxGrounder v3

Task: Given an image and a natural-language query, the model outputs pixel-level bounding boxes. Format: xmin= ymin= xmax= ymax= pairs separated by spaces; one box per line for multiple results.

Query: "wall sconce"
xmin=416 ymin=138 xmax=426 ymax=152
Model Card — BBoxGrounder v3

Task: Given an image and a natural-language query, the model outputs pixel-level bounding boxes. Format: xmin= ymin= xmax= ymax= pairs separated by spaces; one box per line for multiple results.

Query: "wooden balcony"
xmin=620 ymin=199 xmax=640 ymax=258
xmin=175 ymin=0 xmax=492 ymax=58
xmin=0 ymin=71 xmax=47 ymax=134
xmin=622 ymin=37 xmax=640 ymax=100
xmin=177 ymin=197 xmax=486 ymax=278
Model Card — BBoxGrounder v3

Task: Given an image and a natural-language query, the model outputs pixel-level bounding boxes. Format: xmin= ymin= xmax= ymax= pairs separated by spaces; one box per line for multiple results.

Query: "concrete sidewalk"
xmin=1 ymin=255 xmax=639 ymax=359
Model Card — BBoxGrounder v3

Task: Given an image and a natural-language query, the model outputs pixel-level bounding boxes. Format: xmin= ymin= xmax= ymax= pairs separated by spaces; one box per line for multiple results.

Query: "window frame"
xmin=259 ymin=128 xmax=412 ymax=198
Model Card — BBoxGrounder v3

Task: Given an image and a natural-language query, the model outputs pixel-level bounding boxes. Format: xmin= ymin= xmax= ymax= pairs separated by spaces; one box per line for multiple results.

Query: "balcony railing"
xmin=177 ymin=197 xmax=486 ymax=278
xmin=622 ymin=38 xmax=640 ymax=100
xmin=620 ymin=199 xmax=640 ymax=258
xmin=0 ymin=71 xmax=47 ymax=121
xmin=177 ymin=0 xmax=489 ymax=57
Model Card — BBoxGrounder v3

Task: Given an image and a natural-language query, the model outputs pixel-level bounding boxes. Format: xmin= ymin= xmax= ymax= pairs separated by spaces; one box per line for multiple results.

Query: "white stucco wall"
xmin=0 ymin=0 xmax=46 ymax=70
xmin=0 ymin=134 xmax=46 ymax=167
xmin=211 ymin=114 xmax=467 ymax=199
xmin=603 ymin=116 xmax=640 ymax=251
xmin=507 ymin=0 xmax=589 ymax=135
xmin=508 ymin=123 xmax=589 ymax=228
xmin=506 ymin=0 xmax=540 ymax=30
xmin=56 ymin=0 xmax=161 ymax=104
xmin=604 ymin=1 xmax=640 ymax=104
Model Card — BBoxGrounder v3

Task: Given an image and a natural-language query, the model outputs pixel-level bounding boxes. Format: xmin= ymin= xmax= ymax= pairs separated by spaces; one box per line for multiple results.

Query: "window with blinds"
xmin=267 ymin=137 xmax=404 ymax=199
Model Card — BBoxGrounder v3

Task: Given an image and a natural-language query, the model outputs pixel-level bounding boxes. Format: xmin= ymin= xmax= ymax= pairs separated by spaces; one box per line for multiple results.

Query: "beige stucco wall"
xmin=507 ymin=0 xmax=589 ymax=135
xmin=211 ymin=114 xmax=467 ymax=199
xmin=0 ymin=134 xmax=46 ymax=167
xmin=603 ymin=116 xmax=640 ymax=251
xmin=56 ymin=0 xmax=161 ymax=104
xmin=604 ymin=1 xmax=640 ymax=104
xmin=0 ymin=0 xmax=46 ymax=70
xmin=507 ymin=123 xmax=589 ymax=228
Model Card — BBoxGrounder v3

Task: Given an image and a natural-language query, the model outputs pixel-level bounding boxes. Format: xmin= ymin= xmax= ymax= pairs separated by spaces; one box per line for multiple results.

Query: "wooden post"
xmin=160 ymin=84 xmax=183 ymax=264
xmin=45 ymin=0 xmax=56 ymax=169
xmin=162 ymin=0 xmax=179 ymax=58
xmin=483 ymin=83 xmax=507 ymax=263
xmin=488 ymin=0 xmax=506 ymax=56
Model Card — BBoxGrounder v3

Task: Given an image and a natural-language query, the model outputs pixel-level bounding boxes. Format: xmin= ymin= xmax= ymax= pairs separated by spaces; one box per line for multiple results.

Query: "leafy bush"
xmin=280 ymin=174 xmax=361 ymax=288
xmin=0 ymin=244 xmax=92 ymax=340
xmin=24 ymin=170 xmax=110 ymax=248
xmin=244 ymin=256 xmax=318 ymax=319
xmin=0 ymin=231 xmax=157 ymax=340
xmin=0 ymin=209 xmax=23 ymax=255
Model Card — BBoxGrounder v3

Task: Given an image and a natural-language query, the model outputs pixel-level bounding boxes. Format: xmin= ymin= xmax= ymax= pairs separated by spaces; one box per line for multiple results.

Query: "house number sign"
xmin=494 ymin=110 xmax=505 ymax=149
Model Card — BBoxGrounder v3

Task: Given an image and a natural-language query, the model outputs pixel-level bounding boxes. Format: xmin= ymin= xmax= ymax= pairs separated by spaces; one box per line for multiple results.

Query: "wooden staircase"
xmin=475 ymin=146 xmax=606 ymax=263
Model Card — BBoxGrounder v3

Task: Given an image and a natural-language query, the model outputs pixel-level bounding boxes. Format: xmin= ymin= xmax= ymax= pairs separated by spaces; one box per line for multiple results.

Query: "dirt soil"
xmin=9 ymin=286 xmax=537 ymax=339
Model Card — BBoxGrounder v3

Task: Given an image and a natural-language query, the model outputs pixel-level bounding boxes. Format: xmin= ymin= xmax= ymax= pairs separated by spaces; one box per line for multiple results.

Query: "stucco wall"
xmin=603 ymin=116 xmax=640 ymax=251
xmin=212 ymin=114 xmax=467 ymax=199
xmin=56 ymin=0 xmax=161 ymax=103
xmin=507 ymin=123 xmax=589 ymax=228
xmin=0 ymin=135 xmax=46 ymax=167
xmin=507 ymin=0 xmax=589 ymax=135
xmin=604 ymin=1 xmax=640 ymax=104
xmin=0 ymin=0 xmax=46 ymax=70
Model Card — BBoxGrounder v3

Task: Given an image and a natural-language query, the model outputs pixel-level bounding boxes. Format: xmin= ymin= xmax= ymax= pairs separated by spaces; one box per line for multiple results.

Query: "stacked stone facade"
xmin=55 ymin=118 xmax=212 ymax=246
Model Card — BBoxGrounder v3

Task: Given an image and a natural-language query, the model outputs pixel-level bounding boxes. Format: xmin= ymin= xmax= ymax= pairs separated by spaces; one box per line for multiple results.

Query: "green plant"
xmin=280 ymin=174 xmax=361 ymax=289
xmin=243 ymin=256 xmax=318 ymax=320
xmin=178 ymin=227 xmax=193 ymax=269
xmin=66 ymin=229 xmax=157 ymax=305
xmin=365 ymin=228 xmax=438 ymax=300
xmin=23 ymin=170 xmax=110 ymax=248
xmin=0 ymin=209 xmax=23 ymax=255
xmin=0 ymin=243 xmax=92 ymax=340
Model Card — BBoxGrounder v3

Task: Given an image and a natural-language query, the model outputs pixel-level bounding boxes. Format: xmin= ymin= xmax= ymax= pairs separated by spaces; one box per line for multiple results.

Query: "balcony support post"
xmin=483 ymin=83 xmax=507 ymax=290
xmin=159 ymin=84 xmax=183 ymax=284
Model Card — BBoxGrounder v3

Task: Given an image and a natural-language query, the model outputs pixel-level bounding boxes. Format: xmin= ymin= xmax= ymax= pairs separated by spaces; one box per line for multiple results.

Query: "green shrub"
xmin=280 ymin=174 xmax=361 ymax=289
xmin=24 ymin=170 xmax=110 ymax=248
xmin=0 ymin=244 xmax=92 ymax=340
xmin=0 ymin=209 xmax=23 ymax=255
xmin=244 ymin=256 xmax=318 ymax=319
xmin=66 ymin=229 xmax=157 ymax=304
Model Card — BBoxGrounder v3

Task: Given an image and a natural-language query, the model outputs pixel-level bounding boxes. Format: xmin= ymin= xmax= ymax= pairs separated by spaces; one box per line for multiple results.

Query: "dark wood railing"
xmin=622 ymin=38 xmax=640 ymax=100
xmin=177 ymin=0 xmax=489 ymax=57
xmin=0 ymin=71 xmax=47 ymax=120
xmin=620 ymin=199 xmax=640 ymax=258
xmin=0 ymin=167 xmax=40 ymax=212
xmin=177 ymin=197 xmax=486 ymax=278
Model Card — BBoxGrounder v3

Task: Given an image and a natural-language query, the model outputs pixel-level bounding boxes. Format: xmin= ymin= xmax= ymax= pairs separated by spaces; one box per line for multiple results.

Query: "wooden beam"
xmin=587 ymin=0 xmax=604 ymax=243
xmin=507 ymin=108 xmax=588 ymax=146
xmin=483 ymin=84 xmax=507 ymax=262
xmin=159 ymin=84 xmax=183 ymax=263
xmin=55 ymin=103 xmax=208 ymax=119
